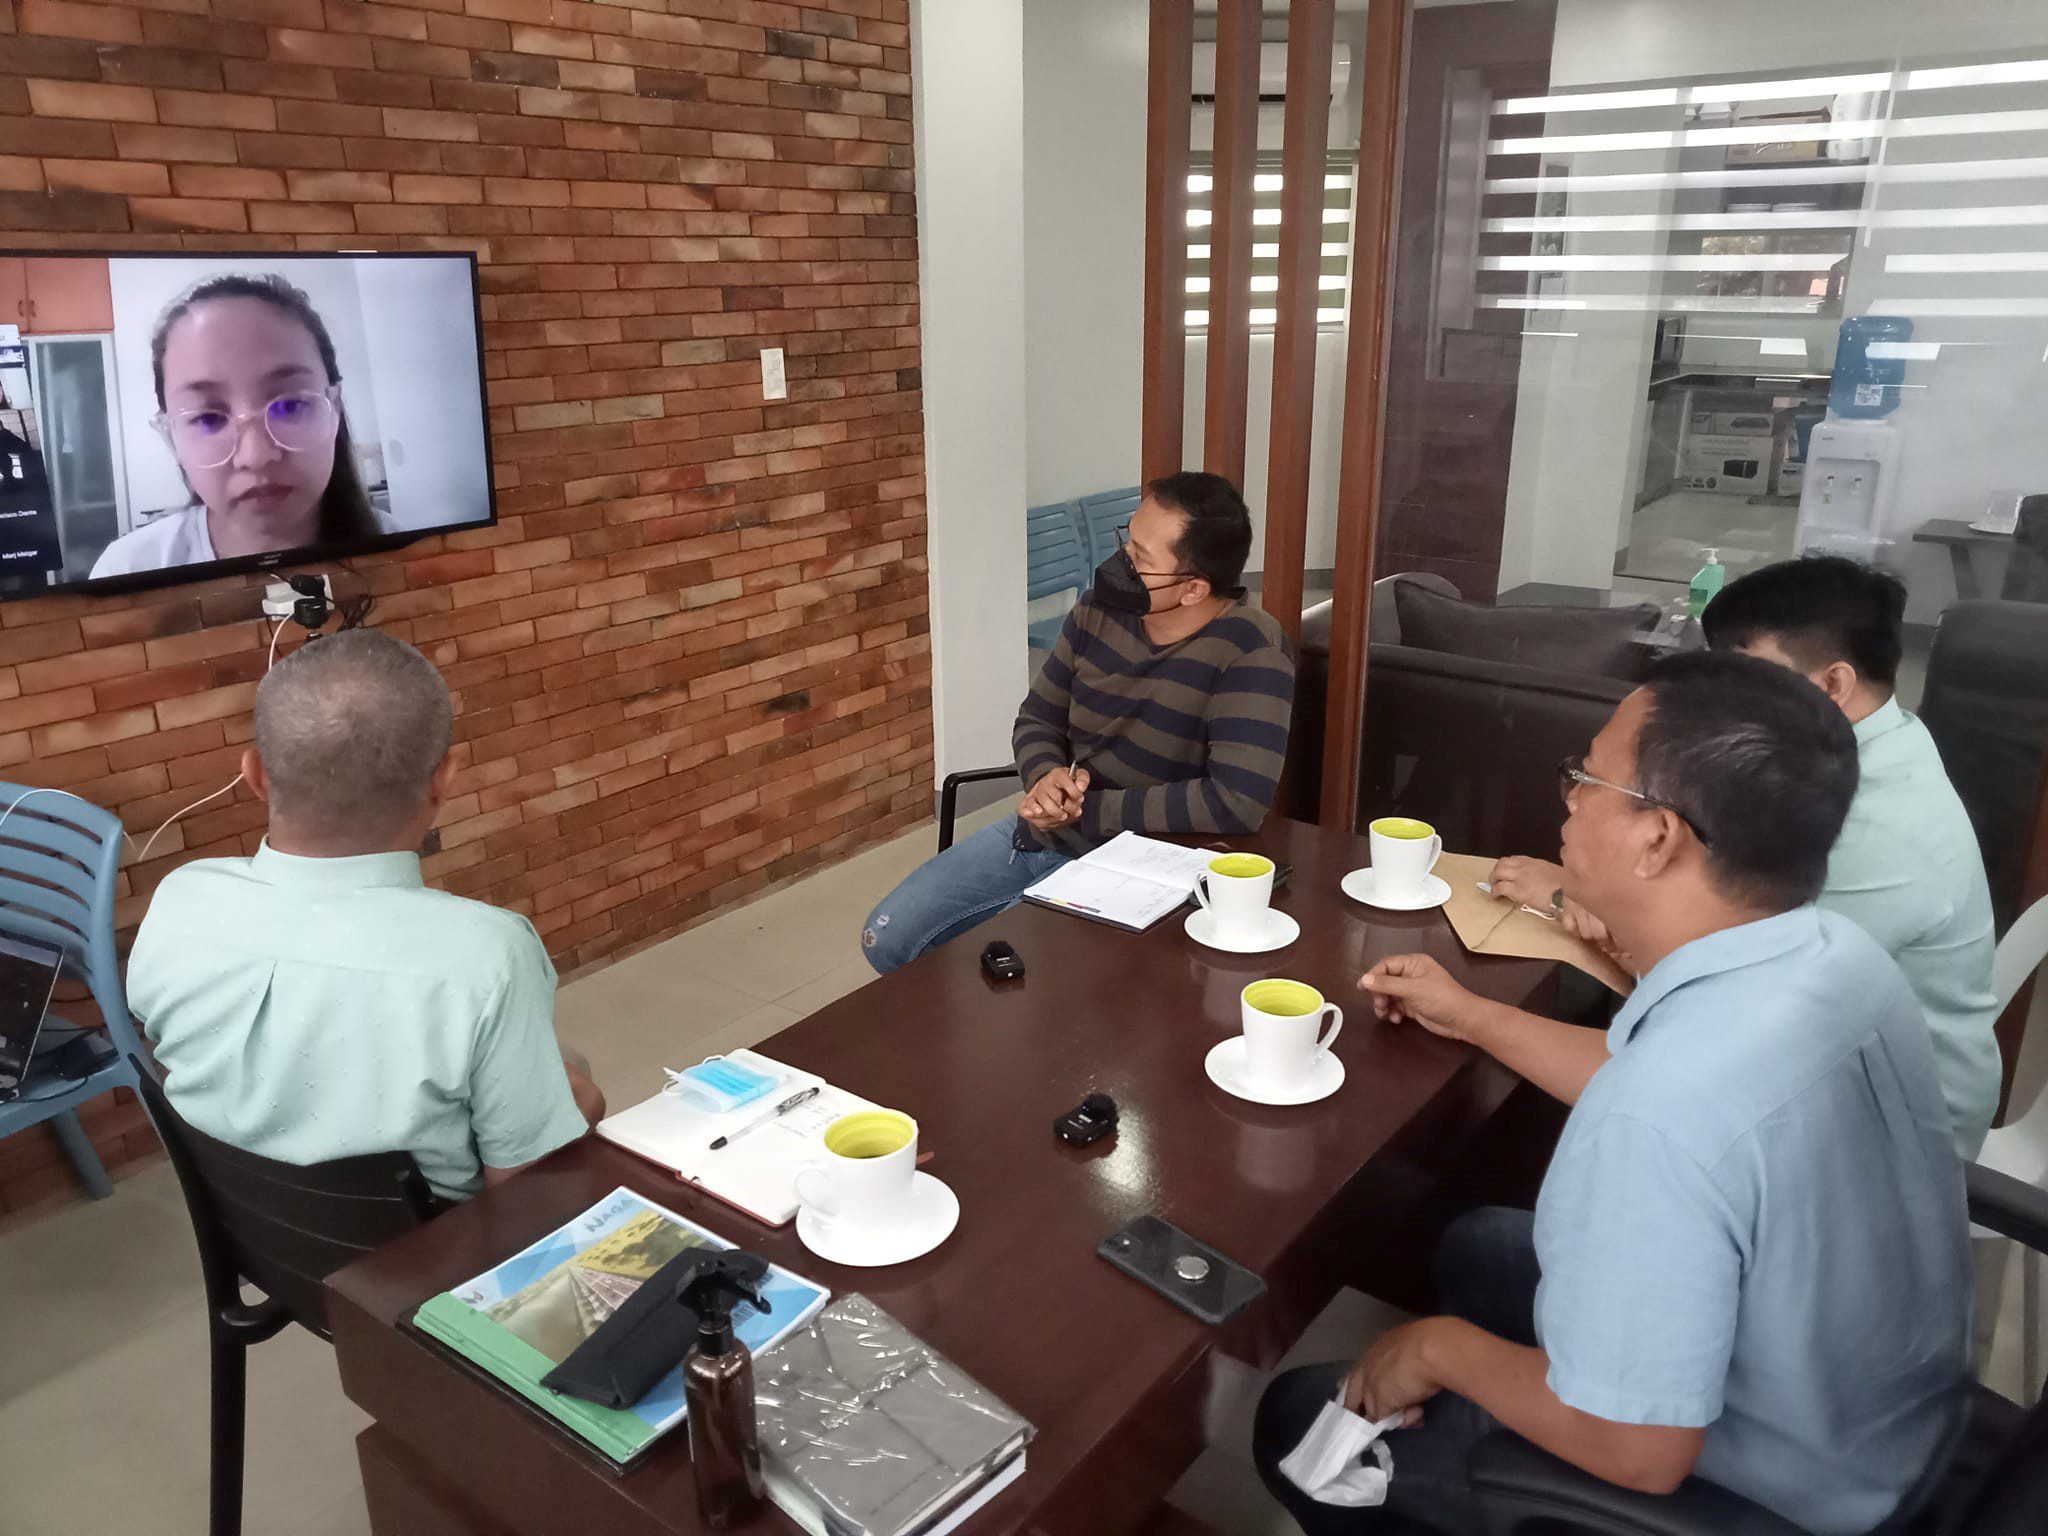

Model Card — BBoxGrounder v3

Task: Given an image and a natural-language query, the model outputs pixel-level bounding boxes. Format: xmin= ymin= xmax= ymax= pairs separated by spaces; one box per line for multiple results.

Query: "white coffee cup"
xmin=1194 ymin=852 xmax=1276 ymax=943
xmin=794 ymin=1109 xmax=918 ymax=1231
xmin=1368 ymin=816 xmax=1442 ymax=900
xmin=1239 ymin=979 xmax=1343 ymax=1091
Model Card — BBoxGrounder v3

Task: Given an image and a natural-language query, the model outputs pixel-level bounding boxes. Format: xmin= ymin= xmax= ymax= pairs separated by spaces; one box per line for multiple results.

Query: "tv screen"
xmin=0 ymin=251 xmax=494 ymax=596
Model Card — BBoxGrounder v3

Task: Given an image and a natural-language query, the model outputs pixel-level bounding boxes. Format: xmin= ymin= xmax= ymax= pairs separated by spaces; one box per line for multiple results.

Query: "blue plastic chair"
xmin=1078 ymin=486 xmax=1144 ymax=568
xmin=0 ymin=784 xmax=142 ymax=1200
xmin=1027 ymin=499 xmax=1091 ymax=650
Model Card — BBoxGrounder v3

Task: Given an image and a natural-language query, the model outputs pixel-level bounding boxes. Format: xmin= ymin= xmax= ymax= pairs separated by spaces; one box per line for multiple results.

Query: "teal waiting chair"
xmin=1078 ymin=486 xmax=1144 ymax=567
xmin=0 ymin=784 xmax=142 ymax=1200
xmin=1027 ymin=499 xmax=1091 ymax=650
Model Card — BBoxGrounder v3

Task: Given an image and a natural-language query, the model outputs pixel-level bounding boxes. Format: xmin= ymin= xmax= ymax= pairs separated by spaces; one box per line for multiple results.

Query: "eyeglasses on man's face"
xmin=155 ymin=387 xmax=339 ymax=470
xmin=1557 ymin=754 xmax=1713 ymax=849
xmin=1114 ymin=522 xmax=1194 ymax=583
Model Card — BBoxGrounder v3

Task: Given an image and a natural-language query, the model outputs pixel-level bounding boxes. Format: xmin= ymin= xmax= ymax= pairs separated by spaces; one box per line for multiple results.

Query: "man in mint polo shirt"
xmin=130 ymin=629 xmax=603 ymax=1201
xmin=1702 ymin=555 xmax=2001 ymax=1156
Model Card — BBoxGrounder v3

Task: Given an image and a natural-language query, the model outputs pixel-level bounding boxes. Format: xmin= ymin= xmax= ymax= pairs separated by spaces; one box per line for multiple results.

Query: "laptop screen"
xmin=0 ymin=930 xmax=63 ymax=1093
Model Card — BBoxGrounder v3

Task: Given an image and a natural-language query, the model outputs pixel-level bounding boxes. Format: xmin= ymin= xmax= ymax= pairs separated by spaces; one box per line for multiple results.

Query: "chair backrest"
xmin=1994 ymin=894 xmax=2048 ymax=1018
xmin=135 ymin=1063 xmax=439 ymax=1338
xmin=2000 ymin=494 xmax=2048 ymax=604
xmin=1955 ymin=1390 xmax=2048 ymax=1536
xmin=0 ymin=783 xmax=140 ymax=1059
xmin=1027 ymin=500 xmax=1090 ymax=604
xmin=1077 ymin=486 xmax=1144 ymax=567
xmin=1918 ymin=601 xmax=2048 ymax=931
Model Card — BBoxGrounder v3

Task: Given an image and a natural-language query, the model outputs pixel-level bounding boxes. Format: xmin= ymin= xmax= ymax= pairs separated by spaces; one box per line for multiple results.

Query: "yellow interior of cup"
xmin=1370 ymin=817 xmax=1435 ymax=840
xmin=1243 ymin=979 xmax=1322 ymax=1017
xmin=823 ymin=1110 xmax=914 ymax=1160
xmin=1208 ymin=853 xmax=1274 ymax=879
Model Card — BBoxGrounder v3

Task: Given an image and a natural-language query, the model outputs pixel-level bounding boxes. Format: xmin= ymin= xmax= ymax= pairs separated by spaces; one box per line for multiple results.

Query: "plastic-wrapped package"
xmin=755 ymin=1293 xmax=1034 ymax=1536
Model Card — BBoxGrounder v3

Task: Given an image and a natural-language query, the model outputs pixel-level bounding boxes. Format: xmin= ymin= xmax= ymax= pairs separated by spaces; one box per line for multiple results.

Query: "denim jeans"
xmin=860 ymin=817 xmax=1072 ymax=974
xmin=1252 ymin=1208 xmax=1540 ymax=1535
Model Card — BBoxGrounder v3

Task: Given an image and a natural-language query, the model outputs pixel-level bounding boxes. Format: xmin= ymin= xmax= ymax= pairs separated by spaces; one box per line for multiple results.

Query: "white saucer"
xmin=796 ymin=1172 xmax=959 ymax=1267
xmin=1340 ymin=868 xmax=1452 ymax=912
xmin=1185 ymin=906 xmax=1300 ymax=954
xmin=1204 ymin=1036 xmax=1346 ymax=1106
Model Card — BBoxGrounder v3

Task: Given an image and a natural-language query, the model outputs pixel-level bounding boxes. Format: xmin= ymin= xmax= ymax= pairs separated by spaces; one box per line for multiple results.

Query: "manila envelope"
xmin=1435 ymin=852 xmax=1634 ymax=996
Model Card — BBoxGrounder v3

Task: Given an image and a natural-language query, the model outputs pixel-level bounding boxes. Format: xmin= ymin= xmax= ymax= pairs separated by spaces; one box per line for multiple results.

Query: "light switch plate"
xmin=760 ymin=346 xmax=787 ymax=401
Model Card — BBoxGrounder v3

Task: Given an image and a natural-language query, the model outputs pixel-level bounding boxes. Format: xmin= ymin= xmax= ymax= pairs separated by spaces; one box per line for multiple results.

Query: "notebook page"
xmin=1081 ymin=831 xmax=1218 ymax=888
xmin=1022 ymin=858 xmax=1195 ymax=929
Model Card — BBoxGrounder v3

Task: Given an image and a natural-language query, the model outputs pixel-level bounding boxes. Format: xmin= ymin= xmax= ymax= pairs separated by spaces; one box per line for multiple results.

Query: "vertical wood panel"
xmin=1203 ymin=0 xmax=1261 ymax=488
xmin=1142 ymin=0 xmax=1194 ymax=484
xmin=1319 ymin=0 xmax=1412 ymax=832
xmin=1260 ymin=0 xmax=1336 ymax=650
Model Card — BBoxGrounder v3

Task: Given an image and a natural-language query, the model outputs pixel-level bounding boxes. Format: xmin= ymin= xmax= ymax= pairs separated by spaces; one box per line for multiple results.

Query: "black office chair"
xmin=936 ymin=766 xmax=1021 ymax=851
xmin=134 ymin=1062 xmax=444 ymax=1536
xmin=1469 ymin=1162 xmax=2048 ymax=1536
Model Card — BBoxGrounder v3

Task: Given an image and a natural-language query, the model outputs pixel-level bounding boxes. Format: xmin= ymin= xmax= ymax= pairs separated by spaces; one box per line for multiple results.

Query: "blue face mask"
xmin=666 ymin=1055 xmax=780 ymax=1115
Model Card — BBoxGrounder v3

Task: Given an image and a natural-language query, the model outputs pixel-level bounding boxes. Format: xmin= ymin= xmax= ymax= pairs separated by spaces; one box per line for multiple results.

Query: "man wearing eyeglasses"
xmin=859 ymin=471 xmax=1294 ymax=973
xmin=1494 ymin=556 xmax=1998 ymax=1159
xmin=1254 ymin=652 xmax=1968 ymax=1535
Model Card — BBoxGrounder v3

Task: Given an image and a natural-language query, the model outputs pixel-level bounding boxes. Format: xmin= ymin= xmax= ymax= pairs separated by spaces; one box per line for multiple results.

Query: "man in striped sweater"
xmin=861 ymin=472 xmax=1295 ymax=973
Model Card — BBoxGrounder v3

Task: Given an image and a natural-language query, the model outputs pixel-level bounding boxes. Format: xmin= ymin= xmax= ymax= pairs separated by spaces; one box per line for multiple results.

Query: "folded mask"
xmin=1278 ymin=1396 xmax=1403 ymax=1507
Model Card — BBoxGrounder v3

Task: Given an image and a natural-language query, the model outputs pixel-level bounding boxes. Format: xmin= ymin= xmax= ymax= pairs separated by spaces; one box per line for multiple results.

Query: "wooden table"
xmin=327 ymin=817 xmax=1558 ymax=1536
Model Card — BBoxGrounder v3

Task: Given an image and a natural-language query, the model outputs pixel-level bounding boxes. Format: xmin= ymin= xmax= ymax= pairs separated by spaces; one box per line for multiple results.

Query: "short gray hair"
xmin=254 ymin=629 xmax=453 ymax=838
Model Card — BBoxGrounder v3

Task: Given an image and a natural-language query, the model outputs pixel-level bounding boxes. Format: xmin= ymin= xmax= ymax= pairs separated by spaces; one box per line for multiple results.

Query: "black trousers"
xmin=1252 ymin=1207 xmax=1541 ymax=1535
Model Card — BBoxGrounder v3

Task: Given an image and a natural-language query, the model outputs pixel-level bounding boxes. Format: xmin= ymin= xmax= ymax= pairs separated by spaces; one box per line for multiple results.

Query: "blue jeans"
xmin=860 ymin=817 xmax=1072 ymax=974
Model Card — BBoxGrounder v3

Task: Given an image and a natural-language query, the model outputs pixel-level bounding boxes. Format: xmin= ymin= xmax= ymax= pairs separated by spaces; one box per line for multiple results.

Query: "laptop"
xmin=0 ymin=930 xmax=64 ymax=1105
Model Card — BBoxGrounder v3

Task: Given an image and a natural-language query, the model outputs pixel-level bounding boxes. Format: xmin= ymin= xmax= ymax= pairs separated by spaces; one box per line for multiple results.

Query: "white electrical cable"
xmin=133 ymin=774 xmax=246 ymax=867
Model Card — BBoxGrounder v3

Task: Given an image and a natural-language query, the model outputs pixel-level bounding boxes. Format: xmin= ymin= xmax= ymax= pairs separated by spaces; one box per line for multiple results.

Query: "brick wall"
xmin=0 ymin=0 xmax=931 ymax=1217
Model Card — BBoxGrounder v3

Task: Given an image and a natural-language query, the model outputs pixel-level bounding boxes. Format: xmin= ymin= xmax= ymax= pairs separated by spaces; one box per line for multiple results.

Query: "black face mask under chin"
xmin=1093 ymin=548 xmax=1183 ymax=615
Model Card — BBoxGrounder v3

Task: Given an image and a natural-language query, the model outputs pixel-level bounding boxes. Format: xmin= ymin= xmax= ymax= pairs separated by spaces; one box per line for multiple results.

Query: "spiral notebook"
xmin=595 ymin=1050 xmax=882 ymax=1228
xmin=1020 ymin=831 xmax=1218 ymax=932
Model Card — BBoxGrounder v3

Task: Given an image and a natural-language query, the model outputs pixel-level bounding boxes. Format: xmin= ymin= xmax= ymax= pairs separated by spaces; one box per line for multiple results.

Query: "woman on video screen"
xmin=90 ymin=273 xmax=381 ymax=579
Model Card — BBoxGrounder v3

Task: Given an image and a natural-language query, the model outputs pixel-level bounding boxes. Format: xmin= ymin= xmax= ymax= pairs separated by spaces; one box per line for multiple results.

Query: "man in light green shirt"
xmin=131 ymin=630 xmax=603 ymax=1200
xmin=1704 ymin=556 xmax=2001 ymax=1156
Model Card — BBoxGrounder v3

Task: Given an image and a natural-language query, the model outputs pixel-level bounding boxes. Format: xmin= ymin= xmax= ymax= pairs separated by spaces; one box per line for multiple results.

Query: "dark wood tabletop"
xmin=327 ymin=816 xmax=1558 ymax=1536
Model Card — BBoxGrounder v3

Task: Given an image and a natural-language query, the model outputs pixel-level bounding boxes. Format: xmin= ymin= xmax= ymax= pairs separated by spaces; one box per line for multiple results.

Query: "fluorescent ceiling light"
xmin=1866 ymin=341 xmax=1942 ymax=360
xmin=1484 ymin=253 xmax=1847 ymax=272
xmin=1869 ymin=298 xmax=2048 ymax=317
xmin=1483 ymin=295 xmax=1825 ymax=314
xmin=1886 ymin=252 xmax=2048 ymax=272
xmin=1493 ymin=107 xmax=2048 ymax=157
xmin=1497 ymin=86 xmax=1681 ymax=115
xmin=1489 ymin=165 xmax=1870 ymax=194
xmin=1519 ymin=329 xmax=1581 ymax=338
xmin=1905 ymin=59 xmax=2048 ymax=91
xmin=1684 ymin=71 xmax=1894 ymax=106
xmin=1757 ymin=337 xmax=1808 ymax=356
xmin=1189 ymin=175 xmax=1214 ymax=192
xmin=1487 ymin=204 xmax=2048 ymax=235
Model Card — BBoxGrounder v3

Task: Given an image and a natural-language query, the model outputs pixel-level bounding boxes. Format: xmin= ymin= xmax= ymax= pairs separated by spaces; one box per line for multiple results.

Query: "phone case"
xmin=1097 ymin=1214 xmax=1266 ymax=1325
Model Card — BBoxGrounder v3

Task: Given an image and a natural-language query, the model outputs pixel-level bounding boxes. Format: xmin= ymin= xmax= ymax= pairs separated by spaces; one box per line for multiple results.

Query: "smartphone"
xmin=1097 ymin=1214 xmax=1265 ymax=1326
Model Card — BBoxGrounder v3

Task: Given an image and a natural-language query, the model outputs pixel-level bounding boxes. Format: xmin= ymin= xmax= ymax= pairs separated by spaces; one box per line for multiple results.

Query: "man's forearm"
xmin=1464 ymin=999 xmax=1610 ymax=1107
xmin=1421 ymin=1320 xmax=1701 ymax=1494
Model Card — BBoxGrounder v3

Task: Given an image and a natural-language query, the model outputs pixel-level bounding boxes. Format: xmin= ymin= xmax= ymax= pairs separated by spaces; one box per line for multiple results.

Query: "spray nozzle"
xmin=676 ymin=1250 xmax=772 ymax=1352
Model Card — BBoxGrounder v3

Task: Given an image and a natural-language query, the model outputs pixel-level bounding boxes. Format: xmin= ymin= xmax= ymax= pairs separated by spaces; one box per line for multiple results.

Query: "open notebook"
xmin=596 ymin=1050 xmax=882 ymax=1228
xmin=1021 ymin=831 xmax=1218 ymax=932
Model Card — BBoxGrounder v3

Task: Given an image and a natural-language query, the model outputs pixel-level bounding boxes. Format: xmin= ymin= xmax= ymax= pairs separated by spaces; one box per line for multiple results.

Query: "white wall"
xmin=1023 ymin=0 xmax=1146 ymax=508
xmin=912 ymin=0 xmax=1029 ymax=781
xmin=108 ymin=256 xmax=380 ymax=522
xmin=353 ymin=258 xmax=492 ymax=531
xmin=1498 ymin=0 xmax=2048 ymax=608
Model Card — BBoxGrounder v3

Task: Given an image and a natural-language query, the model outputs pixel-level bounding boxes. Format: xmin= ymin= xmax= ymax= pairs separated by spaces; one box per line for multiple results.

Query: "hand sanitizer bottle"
xmin=1688 ymin=548 xmax=1727 ymax=620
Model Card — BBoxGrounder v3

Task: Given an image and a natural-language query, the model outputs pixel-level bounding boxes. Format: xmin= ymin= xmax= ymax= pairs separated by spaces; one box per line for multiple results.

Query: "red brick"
xmin=112 ymin=123 xmax=239 ymax=163
xmin=170 ymin=164 xmax=287 ymax=201
xmin=26 ymin=78 xmax=157 ymax=122
xmin=30 ymin=707 xmax=159 ymax=758
xmin=130 ymin=197 xmax=251 ymax=233
xmin=392 ymin=172 xmax=482 ymax=204
xmin=18 ymin=0 xmax=144 ymax=45
xmin=156 ymin=87 xmax=277 ymax=131
xmin=382 ymin=106 xmax=477 ymax=141
xmin=285 ymin=168 xmax=391 ymax=202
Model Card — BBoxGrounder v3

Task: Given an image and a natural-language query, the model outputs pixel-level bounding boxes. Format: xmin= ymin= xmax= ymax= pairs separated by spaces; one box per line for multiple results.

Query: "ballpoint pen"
xmin=709 ymin=1085 xmax=820 ymax=1151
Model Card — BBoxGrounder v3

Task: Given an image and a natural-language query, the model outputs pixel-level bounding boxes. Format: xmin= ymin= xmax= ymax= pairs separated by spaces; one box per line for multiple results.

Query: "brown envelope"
xmin=1435 ymin=852 xmax=1634 ymax=996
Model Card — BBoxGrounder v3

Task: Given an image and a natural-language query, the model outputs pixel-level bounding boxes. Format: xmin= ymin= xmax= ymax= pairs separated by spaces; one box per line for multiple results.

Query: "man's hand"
xmin=1020 ymin=766 xmax=1089 ymax=831
xmin=1344 ymin=1320 xmax=1445 ymax=1426
xmin=1358 ymin=954 xmax=1498 ymax=1045
xmin=1489 ymin=855 xmax=1565 ymax=913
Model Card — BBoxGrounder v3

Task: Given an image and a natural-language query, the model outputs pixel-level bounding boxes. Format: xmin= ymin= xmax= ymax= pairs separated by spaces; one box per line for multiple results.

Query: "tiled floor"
xmin=0 ymin=803 xmax=2035 ymax=1535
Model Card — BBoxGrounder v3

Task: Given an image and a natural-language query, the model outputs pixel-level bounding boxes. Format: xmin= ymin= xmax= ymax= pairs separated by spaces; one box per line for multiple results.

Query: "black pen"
xmin=709 ymin=1085 xmax=820 ymax=1151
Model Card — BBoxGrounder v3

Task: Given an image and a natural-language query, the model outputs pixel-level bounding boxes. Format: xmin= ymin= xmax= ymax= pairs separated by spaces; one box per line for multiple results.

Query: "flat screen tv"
xmin=0 ymin=251 xmax=495 ymax=596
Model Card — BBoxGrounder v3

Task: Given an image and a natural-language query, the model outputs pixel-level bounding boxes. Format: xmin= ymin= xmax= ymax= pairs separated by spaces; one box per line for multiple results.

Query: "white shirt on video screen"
xmin=89 ymin=507 xmax=216 ymax=579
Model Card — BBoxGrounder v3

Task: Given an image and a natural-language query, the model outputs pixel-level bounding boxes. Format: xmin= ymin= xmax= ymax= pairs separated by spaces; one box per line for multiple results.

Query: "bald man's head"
xmin=252 ymin=629 xmax=452 ymax=849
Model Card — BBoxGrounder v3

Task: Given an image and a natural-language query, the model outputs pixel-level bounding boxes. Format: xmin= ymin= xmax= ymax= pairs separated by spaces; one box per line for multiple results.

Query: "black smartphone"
xmin=1097 ymin=1214 xmax=1266 ymax=1326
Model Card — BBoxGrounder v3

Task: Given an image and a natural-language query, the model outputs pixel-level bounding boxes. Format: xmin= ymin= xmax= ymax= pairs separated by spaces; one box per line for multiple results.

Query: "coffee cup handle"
xmin=1194 ymin=872 xmax=1214 ymax=910
xmin=1425 ymin=834 xmax=1443 ymax=872
xmin=1316 ymin=1005 xmax=1344 ymax=1056
xmin=794 ymin=1164 xmax=837 ymax=1221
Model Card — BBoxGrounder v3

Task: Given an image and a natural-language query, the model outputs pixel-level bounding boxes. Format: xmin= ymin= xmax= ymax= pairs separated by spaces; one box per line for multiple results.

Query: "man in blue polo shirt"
xmin=1254 ymin=652 xmax=1969 ymax=1534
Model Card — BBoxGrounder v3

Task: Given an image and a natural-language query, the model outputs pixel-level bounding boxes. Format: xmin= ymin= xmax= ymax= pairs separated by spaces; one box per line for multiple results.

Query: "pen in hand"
xmin=709 ymin=1085 xmax=821 ymax=1151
